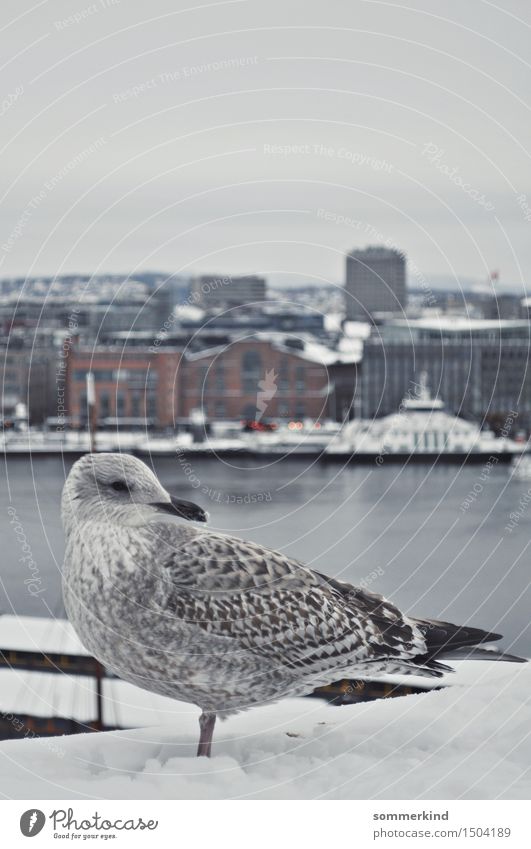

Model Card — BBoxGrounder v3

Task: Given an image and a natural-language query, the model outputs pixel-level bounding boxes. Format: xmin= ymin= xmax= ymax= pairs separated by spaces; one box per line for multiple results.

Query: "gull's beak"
xmin=150 ymin=495 xmax=208 ymax=523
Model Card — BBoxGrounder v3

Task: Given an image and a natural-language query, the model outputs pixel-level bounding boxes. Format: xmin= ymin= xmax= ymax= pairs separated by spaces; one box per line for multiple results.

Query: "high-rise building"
xmin=345 ymin=246 xmax=407 ymax=320
xmin=190 ymin=274 xmax=267 ymax=310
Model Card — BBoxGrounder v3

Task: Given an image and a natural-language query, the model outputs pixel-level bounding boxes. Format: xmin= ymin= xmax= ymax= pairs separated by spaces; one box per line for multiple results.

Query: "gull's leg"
xmin=197 ymin=711 xmax=216 ymax=757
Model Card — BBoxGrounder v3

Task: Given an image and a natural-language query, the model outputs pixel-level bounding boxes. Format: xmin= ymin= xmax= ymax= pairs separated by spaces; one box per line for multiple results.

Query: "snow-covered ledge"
xmin=0 ymin=649 xmax=529 ymax=799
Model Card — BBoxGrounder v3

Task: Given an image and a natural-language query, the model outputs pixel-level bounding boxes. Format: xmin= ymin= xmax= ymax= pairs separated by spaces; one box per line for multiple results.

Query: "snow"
xmin=0 ymin=616 xmax=86 ymax=655
xmin=0 ymin=648 xmax=529 ymax=799
xmin=174 ymin=304 xmax=204 ymax=321
xmin=323 ymin=312 xmax=344 ymax=332
xmin=287 ymin=337 xmax=361 ymax=365
xmin=387 ymin=317 xmax=531 ymax=333
xmin=343 ymin=320 xmax=372 ymax=339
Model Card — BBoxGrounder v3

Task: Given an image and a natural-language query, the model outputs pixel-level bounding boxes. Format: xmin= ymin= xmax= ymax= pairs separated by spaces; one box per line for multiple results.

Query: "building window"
xmin=198 ymin=366 xmax=208 ymax=393
xmin=279 ymin=358 xmax=289 ymax=391
xmin=99 ymin=392 xmax=110 ymax=417
xmin=278 ymin=402 xmax=289 ymax=418
xmin=215 ymin=362 xmax=225 ymax=390
xmin=295 ymin=403 xmax=305 ymax=419
xmin=215 ymin=401 xmax=226 ymax=417
xmin=130 ymin=393 xmax=142 ymax=418
xmin=73 ymin=368 xmax=114 ymax=382
xmin=146 ymin=393 xmax=157 ymax=419
xmin=241 ymin=403 xmax=256 ymax=420
xmin=241 ymin=350 xmax=262 ymax=393
xmin=116 ymin=392 xmax=126 ymax=417
xmin=295 ymin=366 xmax=305 ymax=391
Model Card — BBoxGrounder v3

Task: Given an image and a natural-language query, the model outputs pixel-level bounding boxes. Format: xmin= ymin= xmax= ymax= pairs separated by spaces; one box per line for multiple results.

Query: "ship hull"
xmin=323 ymin=450 xmax=520 ymax=464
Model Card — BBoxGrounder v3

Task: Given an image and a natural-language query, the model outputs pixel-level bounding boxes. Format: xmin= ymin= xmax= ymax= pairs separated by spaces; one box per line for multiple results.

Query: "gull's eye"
xmin=110 ymin=480 xmax=129 ymax=492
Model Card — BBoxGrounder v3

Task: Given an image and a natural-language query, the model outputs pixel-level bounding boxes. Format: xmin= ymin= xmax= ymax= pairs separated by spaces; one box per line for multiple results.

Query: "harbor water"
xmin=1 ymin=455 xmax=530 ymax=656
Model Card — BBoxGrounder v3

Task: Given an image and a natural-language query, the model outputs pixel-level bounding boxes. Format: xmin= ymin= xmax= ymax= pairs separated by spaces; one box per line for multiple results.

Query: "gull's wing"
xmin=150 ymin=525 xmax=430 ymax=675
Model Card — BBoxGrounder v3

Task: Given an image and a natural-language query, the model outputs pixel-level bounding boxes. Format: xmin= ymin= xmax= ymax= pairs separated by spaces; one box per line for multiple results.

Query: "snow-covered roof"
xmin=386 ymin=317 xmax=531 ymax=332
xmin=186 ymin=332 xmax=361 ymax=365
xmin=323 ymin=313 xmax=343 ymax=332
xmin=174 ymin=304 xmax=205 ymax=321
xmin=283 ymin=337 xmax=360 ymax=365
xmin=342 ymin=320 xmax=372 ymax=339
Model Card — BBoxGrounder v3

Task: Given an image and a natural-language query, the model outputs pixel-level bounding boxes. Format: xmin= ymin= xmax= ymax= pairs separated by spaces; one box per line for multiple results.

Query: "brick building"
xmin=66 ymin=335 xmax=358 ymax=426
xmin=67 ymin=347 xmax=183 ymax=428
xmin=182 ymin=338 xmax=333 ymax=421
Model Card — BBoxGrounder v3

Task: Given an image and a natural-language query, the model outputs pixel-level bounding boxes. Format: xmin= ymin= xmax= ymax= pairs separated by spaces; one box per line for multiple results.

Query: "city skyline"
xmin=0 ymin=261 xmax=524 ymax=296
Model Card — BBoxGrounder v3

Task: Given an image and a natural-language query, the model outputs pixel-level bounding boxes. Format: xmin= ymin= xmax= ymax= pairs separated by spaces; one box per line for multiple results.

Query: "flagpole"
xmin=86 ymin=372 xmax=97 ymax=453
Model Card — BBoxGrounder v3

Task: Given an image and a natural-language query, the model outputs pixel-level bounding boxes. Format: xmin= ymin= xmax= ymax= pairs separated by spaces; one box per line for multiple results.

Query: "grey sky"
xmin=1 ymin=0 xmax=531 ymax=293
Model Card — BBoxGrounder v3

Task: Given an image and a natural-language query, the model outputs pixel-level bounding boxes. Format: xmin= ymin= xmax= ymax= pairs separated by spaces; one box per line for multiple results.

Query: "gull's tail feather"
xmin=434 ymin=646 xmax=527 ymax=663
xmin=412 ymin=618 xmax=527 ymax=664
xmin=307 ymin=621 xmax=526 ymax=707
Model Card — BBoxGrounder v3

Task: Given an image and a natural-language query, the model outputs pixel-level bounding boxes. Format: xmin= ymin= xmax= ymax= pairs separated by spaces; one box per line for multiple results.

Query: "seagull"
xmin=62 ymin=453 xmax=525 ymax=757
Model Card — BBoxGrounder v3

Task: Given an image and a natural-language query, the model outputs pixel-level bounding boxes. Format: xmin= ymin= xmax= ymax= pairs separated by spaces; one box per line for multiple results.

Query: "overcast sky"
xmin=1 ymin=0 xmax=531 ymax=293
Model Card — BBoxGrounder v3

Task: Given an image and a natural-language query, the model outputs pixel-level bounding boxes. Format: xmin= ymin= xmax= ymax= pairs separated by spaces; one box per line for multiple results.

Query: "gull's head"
xmin=61 ymin=452 xmax=208 ymax=531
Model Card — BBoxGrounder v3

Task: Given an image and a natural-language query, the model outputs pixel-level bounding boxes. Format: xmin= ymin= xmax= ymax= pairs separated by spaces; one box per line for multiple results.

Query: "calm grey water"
xmin=1 ymin=455 xmax=530 ymax=655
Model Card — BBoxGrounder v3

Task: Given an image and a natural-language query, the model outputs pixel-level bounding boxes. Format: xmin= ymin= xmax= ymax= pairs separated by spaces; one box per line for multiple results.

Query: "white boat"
xmin=326 ymin=374 xmax=524 ymax=462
